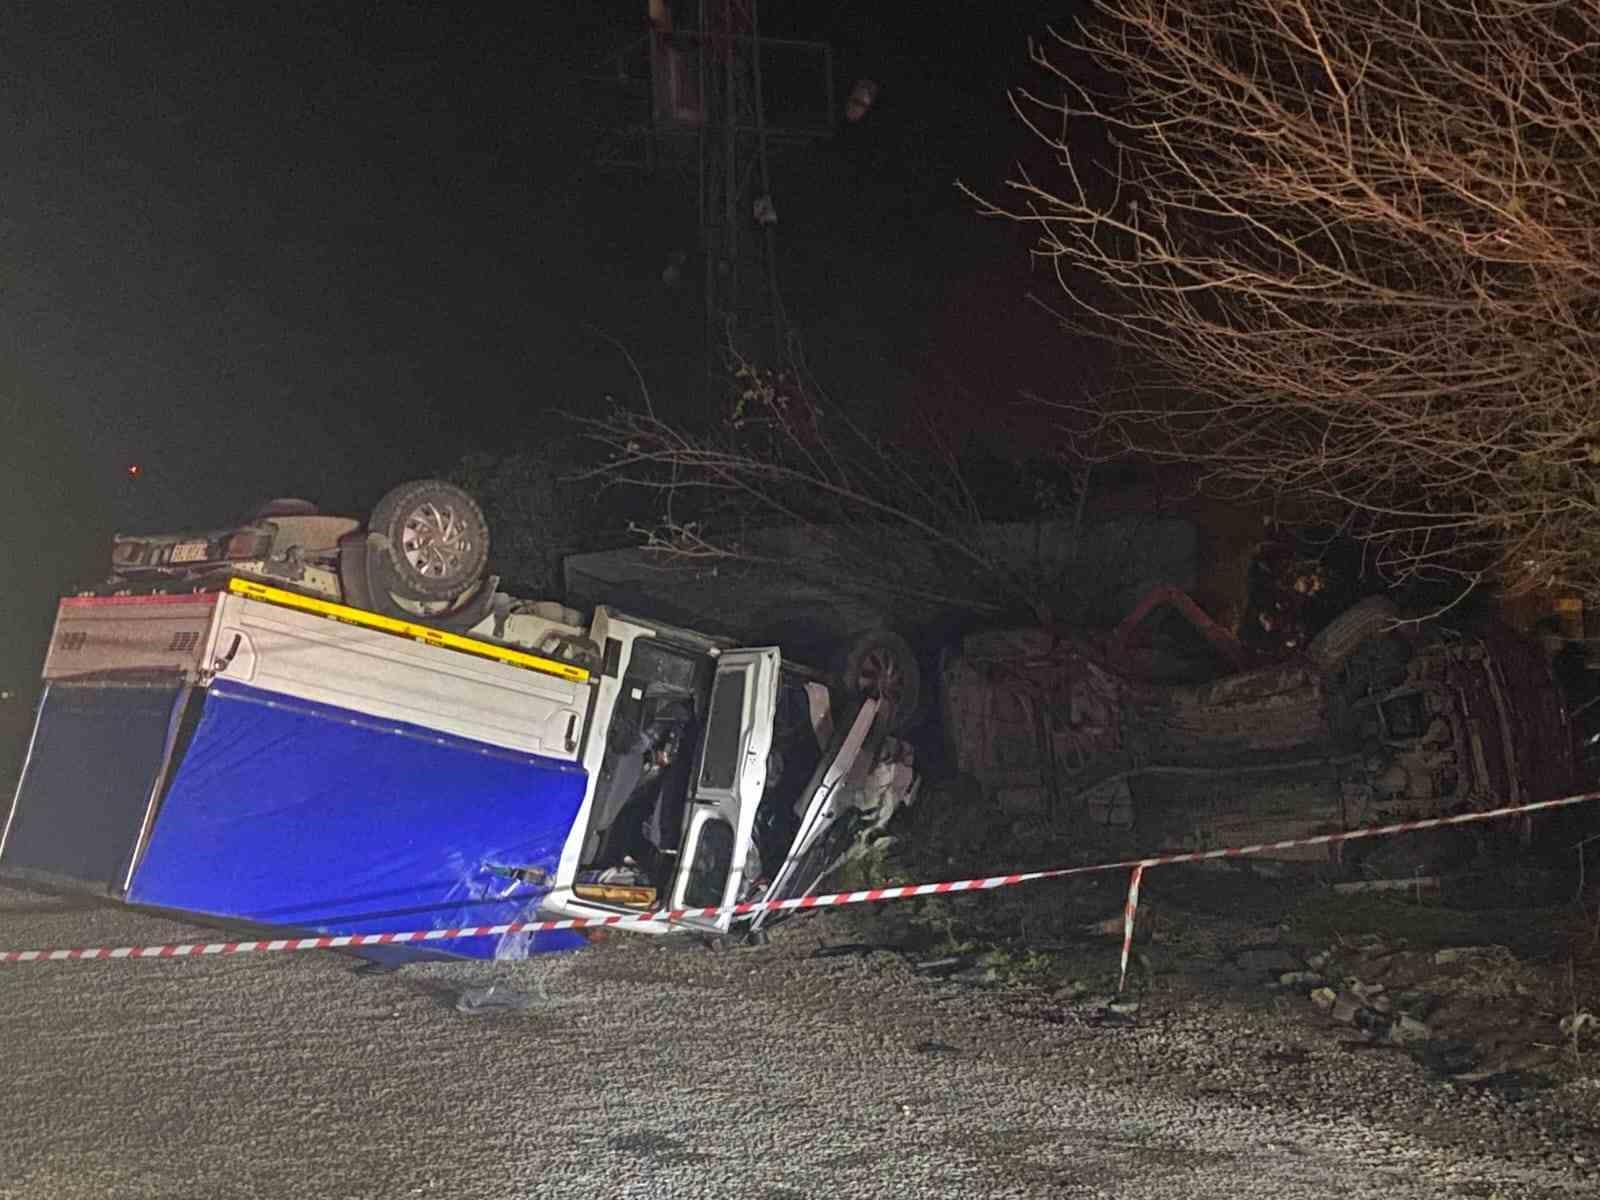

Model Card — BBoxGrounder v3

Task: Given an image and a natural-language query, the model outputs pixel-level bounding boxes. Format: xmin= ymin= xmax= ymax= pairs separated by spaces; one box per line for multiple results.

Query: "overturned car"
xmin=941 ymin=594 xmax=1575 ymax=860
xmin=0 ymin=481 xmax=919 ymax=957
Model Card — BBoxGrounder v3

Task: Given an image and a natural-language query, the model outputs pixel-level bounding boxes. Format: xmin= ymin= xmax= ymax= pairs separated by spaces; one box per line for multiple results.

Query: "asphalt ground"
xmin=0 ymin=881 xmax=1596 ymax=1199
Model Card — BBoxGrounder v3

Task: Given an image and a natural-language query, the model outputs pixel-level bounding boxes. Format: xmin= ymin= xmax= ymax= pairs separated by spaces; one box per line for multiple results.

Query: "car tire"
xmin=368 ymin=479 xmax=490 ymax=602
xmin=1306 ymin=596 xmax=1399 ymax=675
xmin=837 ymin=630 xmax=922 ymax=734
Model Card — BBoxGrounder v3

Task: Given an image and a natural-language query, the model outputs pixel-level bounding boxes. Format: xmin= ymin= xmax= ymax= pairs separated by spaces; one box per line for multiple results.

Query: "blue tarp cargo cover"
xmin=127 ymin=679 xmax=588 ymax=958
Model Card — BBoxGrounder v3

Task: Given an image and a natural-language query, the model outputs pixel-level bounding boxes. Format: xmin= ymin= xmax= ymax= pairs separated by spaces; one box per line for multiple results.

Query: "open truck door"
xmin=748 ymin=696 xmax=917 ymax=936
xmin=664 ymin=647 xmax=779 ymax=935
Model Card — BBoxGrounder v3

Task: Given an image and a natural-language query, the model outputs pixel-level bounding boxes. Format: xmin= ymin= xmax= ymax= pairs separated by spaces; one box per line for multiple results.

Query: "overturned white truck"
xmin=0 ymin=481 xmax=918 ymax=957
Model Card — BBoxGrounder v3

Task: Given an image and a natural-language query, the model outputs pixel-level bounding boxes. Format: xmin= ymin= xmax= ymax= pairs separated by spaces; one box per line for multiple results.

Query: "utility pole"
xmin=697 ymin=0 xmax=785 ymax=368
xmin=593 ymin=4 xmax=833 ymax=383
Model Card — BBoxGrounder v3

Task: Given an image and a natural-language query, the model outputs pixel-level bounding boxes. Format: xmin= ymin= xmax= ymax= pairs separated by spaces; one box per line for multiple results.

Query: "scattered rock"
xmin=1558 ymin=1011 xmax=1596 ymax=1039
xmin=1434 ymin=946 xmax=1496 ymax=966
xmin=1087 ymin=999 xmax=1139 ymax=1027
xmin=1331 ymin=991 xmax=1365 ymax=1025
xmin=1310 ymin=987 xmax=1337 ymax=1012
xmin=1278 ymin=970 xmax=1326 ymax=991
xmin=1386 ymin=1015 xmax=1431 ymax=1046
xmin=1394 ymin=989 xmax=1439 ymax=1019
xmin=1054 ymin=979 xmax=1092 ymax=1002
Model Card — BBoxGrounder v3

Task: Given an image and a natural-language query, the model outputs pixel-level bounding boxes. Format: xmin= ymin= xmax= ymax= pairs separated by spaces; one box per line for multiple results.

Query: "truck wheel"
xmin=1306 ymin=596 xmax=1399 ymax=675
xmin=369 ymin=479 xmax=490 ymax=602
xmin=838 ymin=630 xmax=922 ymax=734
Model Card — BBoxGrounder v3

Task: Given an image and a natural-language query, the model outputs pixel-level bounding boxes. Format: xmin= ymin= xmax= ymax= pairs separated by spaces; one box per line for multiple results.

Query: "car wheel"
xmin=369 ymin=479 xmax=491 ymax=602
xmin=838 ymin=630 xmax=922 ymax=734
xmin=1306 ymin=595 xmax=1399 ymax=675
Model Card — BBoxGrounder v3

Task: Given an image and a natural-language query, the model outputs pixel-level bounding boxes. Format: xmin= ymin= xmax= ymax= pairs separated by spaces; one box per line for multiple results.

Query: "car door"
xmin=748 ymin=696 xmax=886 ymax=934
xmin=665 ymin=647 xmax=779 ymax=933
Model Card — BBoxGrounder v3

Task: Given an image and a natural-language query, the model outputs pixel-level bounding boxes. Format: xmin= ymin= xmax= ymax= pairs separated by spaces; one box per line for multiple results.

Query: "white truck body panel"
xmin=205 ymin=591 xmax=590 ymax=760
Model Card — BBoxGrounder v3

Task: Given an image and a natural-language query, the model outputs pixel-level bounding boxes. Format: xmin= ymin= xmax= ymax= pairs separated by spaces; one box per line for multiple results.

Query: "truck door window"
xmin=680 ymin=817 xmax=734 ymax=907
xmin=698 ymin=670 xmax=747 ymax=791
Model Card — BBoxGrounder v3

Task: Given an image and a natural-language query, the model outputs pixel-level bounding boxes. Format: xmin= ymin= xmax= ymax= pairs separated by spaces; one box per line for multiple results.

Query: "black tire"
xmin=357 ymin=534 xmax=498 ymax=629
xmin=368 ymin=479 xmax=490 ymax=602
xmin=1306 ymin=596 xmax=1398 ymax=675
xmin=837 ymin=630 xmax=922 ymax=734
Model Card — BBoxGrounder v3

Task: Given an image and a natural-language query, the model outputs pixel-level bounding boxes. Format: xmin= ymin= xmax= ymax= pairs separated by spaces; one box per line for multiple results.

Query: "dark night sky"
xmin=1 ymin=1 xmax=1069 ymax=714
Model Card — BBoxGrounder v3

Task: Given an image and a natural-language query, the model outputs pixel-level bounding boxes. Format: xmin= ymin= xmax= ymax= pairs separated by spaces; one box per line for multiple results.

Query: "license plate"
xmin=169 ymin=541 xmax=210 ymax=563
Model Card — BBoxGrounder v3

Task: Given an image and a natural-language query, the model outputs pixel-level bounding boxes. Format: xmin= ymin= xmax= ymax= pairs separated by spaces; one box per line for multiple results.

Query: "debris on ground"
xmin=1435 ymin=945 xmax=1500 ymax=966
xmin=837 ymin=776 xmax=1600 ymax=1096
xmin=1275 ymin=969 xmax=1325 ymax=989
xmin=909 ymin=955 xmax=974 ymax=977
xmin=1154 ymin=922 xmax=1598 ymax=1081
xmin=454 ymin=985 xmax=533 ymax=1014
xmin=1560 ymin=1011 xmax=1596 ymax=1039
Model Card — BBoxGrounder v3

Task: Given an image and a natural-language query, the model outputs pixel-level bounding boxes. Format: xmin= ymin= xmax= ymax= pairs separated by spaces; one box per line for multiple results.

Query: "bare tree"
xmin=968 ymin=0 xmax=1600 ymax=604
xmin=572 ymin=350 xmax=1137 ymax=627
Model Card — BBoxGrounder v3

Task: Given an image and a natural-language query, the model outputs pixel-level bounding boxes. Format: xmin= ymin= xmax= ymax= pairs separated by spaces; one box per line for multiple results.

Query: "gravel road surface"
xmin=1 ymin=881 xmax=1596 ymax=1199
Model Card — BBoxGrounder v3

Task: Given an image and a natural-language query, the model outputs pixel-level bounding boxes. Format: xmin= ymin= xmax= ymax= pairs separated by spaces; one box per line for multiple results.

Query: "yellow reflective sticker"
xmin=225 ymin=577 xmax=590 ymax=683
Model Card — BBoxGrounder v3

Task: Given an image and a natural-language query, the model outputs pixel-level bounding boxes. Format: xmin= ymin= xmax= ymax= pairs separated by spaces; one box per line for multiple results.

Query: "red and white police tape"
xmin=4 ymin=790 xmax=1598 ymax=970
xmin=1120 ymin=864 xmax=1145 ymax=994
